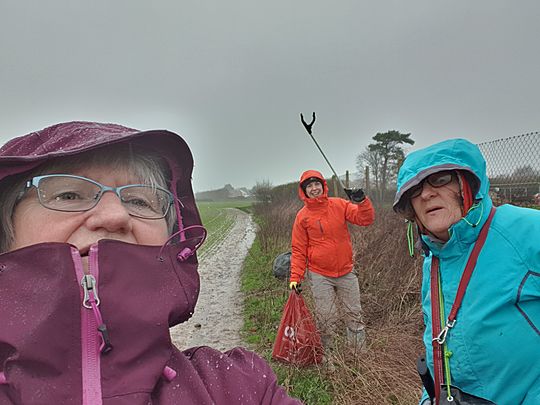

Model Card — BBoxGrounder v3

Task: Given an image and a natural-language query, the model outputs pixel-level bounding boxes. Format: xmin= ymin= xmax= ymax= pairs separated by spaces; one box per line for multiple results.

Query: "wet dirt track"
xmin=170 ymin=208 xmax=255 ymax=351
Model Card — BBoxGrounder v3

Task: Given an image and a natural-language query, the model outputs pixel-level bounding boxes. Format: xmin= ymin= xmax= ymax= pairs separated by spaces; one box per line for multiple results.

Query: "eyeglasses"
xmin=23 ymin=174 xmax=174 ymax=219
xmin=408 ymin=171 xmax=456 ymax=199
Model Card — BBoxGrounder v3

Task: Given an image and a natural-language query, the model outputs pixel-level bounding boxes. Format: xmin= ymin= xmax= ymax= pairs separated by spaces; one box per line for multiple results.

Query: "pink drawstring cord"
xmin=157 ymin=225 xmax=207 ymax=262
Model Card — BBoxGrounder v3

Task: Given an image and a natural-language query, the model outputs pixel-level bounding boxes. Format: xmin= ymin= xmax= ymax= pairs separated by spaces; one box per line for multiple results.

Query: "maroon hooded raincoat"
xmin=0 ymin=122 xmax=301 ymax=405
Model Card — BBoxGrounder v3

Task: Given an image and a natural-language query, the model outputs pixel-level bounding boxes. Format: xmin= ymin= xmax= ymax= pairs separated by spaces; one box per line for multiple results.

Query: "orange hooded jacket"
xmin=289 ymin=170 xmax=375 ymax=283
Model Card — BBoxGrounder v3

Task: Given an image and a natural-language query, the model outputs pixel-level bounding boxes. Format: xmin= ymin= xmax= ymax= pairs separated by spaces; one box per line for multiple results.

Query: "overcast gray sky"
xmin=1 ymin=1 xmax=539 ymax=192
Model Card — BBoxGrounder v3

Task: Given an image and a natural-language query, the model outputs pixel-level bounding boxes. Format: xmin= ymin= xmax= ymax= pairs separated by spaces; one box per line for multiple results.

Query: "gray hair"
xmin=0 ymin=143 xmax=176 ymax=253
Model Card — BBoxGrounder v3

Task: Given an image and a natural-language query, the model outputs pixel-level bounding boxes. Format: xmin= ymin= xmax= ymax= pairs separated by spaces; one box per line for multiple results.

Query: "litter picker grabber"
xmin=300 ymin=112 xmax=365 ymax=202
xmin=300 ymin=112 xmax=346 ymax=190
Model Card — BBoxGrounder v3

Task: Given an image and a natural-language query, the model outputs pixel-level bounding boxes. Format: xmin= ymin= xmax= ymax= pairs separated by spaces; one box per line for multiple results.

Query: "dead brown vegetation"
xmin=253 ymin=184 xmax=426 ymax=404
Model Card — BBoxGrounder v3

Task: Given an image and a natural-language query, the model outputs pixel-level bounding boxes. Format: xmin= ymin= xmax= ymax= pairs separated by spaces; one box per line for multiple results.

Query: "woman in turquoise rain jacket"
xmin=393 ymin=138 xmax=540 ymax=405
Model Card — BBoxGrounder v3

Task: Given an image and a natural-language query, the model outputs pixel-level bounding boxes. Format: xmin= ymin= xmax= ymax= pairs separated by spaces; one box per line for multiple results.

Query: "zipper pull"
xmin=97 ymin=324 xmax=113 ymax=354
xmin=81 ymin=274 xmax=113 ymax=354
xmin=82 ymin=274 xmax=100 ymax=309
xmin=318 ymin=220 xmax=325 ymax=240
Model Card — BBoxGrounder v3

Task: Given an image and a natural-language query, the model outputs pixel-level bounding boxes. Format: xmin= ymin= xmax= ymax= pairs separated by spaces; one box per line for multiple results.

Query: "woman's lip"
xmin=426 ymin=207 xmax=443 ymax=214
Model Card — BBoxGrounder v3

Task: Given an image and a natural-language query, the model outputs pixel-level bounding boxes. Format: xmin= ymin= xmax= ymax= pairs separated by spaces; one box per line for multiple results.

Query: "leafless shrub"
xmin=253 ymin=182 xmax=301 ymax=253
xmin=324 ymin=208 xmax=425 ymax=404
xmin=352 ymin=209 xmax=424 ymax=323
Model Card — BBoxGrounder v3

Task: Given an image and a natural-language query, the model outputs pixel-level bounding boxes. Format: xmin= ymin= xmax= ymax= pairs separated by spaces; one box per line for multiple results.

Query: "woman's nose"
xmin=419 ymin=182 xmax=438 ymax=199
xmin=85 ymin=191 xmax=133 ymax=233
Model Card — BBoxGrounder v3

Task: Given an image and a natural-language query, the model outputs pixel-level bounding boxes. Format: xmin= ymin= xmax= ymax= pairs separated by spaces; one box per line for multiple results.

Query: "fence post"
xmin=365 ymin=166 xmax=370 ymax=196
xmin=345 ymin=170 xmax=350 ymax=188
xmin=332 ymin=175 xmax=339 ymax=197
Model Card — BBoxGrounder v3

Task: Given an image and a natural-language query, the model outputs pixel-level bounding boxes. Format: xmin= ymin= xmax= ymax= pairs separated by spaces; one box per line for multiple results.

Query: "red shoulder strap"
xmin=430 ymin=207 xmax=496 ymax=402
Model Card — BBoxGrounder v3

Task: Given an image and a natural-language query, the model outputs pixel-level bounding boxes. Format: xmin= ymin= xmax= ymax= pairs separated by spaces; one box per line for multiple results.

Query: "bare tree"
xmin=356 ymin=148 xmax=382 ymax=199
xmin=252 ymin=180 xmax=273 ymax=204
xmin=357 ymin=131 xmax=414 ymax=203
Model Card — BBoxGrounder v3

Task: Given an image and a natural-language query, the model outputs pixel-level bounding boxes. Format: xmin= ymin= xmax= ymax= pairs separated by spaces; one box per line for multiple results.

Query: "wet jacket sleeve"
xmin=344 ymin=197 xmax=375 ymax=226
xmin=290 ymin=214 xmax=308 ymax=284
xmin=180 ymin=346 xmax=303 ymax=404
xmin=226 ymin=348 xmax=303 ymax=404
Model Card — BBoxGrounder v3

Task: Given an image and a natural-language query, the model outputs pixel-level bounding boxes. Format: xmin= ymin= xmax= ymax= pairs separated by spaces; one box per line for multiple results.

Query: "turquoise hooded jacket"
xmin=394 ymin=139 xmax=540 ymax=404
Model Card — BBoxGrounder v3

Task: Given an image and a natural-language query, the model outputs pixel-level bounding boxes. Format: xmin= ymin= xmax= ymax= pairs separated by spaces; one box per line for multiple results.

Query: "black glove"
xmin=344 ymin=188 xmax=366 ymax=203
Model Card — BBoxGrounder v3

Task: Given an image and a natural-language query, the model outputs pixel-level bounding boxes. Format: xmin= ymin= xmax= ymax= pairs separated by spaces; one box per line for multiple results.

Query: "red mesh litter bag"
xmin=272 ymin=291 xmax=324 ymax=366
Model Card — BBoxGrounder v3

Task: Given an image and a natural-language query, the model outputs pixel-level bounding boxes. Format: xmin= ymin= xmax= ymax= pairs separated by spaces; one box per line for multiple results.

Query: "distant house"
xmin=196 ymin=184 xmax=252 ymax=201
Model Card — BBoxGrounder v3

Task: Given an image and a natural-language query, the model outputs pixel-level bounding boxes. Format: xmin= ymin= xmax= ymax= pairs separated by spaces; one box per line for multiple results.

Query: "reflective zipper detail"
xmin=318 ymin=220 xmax=325 ymax=240
xmin=71 ymin=246 xmax=103 ymax=405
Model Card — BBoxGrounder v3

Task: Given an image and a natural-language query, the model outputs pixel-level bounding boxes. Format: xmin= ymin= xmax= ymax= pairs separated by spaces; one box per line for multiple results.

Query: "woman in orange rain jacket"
xmin=289 ymin=170 xmax=375 ymax=350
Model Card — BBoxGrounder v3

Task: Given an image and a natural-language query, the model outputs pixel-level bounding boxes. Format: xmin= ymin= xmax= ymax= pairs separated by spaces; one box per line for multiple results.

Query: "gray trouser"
xmin=308 ymin=270 xmax=364 ymax=348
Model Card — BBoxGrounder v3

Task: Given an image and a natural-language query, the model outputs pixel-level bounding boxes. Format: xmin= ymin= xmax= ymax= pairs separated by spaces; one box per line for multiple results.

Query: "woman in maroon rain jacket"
xmin=0 ymin=121 xmax=301 ymax=405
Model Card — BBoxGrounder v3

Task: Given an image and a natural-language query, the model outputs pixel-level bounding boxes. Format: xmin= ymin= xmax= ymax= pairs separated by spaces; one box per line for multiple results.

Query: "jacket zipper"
xmin=318 ymin=220 xmax=325 ymax=240
xmin=71 ymin=245 xmax=104 ymax=405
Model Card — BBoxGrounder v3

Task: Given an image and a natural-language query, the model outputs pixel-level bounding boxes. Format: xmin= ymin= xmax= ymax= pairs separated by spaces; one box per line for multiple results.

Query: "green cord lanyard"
xmin=407 ymin=221 xmax=415 ymax=257
xmin=429 ymin=207 xmax=496 ymax=403
xmin=437 ymin=273 xmax=454 ymax=398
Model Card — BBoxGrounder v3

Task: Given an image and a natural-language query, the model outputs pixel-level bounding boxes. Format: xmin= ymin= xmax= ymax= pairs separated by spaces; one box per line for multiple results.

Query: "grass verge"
xmin=241 ymin=202 xmax=425 ymax=404
xmin=240 ymin=237 xmax=334 ymax=404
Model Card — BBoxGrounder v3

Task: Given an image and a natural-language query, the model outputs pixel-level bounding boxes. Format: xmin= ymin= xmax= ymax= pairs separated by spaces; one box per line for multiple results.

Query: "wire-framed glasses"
xmin=24 ymin=174 xmax=174 ymax=219
xmin=408 ymin=171 xmax=456 ymax=199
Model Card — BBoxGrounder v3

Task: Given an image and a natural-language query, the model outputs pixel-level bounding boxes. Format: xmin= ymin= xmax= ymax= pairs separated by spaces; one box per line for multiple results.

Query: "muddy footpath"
xmin=170 ymin=208 xmax=256 ymax=351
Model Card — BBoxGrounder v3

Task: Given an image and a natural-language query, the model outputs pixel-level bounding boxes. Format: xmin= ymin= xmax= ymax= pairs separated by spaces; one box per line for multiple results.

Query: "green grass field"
xmin=196 ymin=200 xmax=253 ymax=255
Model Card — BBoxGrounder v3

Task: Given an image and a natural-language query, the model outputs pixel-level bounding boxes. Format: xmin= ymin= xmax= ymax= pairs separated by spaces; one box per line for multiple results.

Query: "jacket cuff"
xmin=289 ymin=273 xmax=302 ymax=283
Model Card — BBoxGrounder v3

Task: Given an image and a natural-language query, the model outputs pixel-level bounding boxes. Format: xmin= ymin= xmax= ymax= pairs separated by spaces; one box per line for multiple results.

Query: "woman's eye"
xmin=410 ymin=184 xmax=423 ymax=197
xmin=54 ymin=191 xmax=82 ymax=201
xmin=433 ymin=175 xmax=450 ymax=186
xmin=125 ymin=197 xmax=152 ymax=208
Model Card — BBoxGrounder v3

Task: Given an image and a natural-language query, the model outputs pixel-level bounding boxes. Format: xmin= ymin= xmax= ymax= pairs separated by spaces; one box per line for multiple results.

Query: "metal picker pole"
xmin=300 ymin=112 xmax=347 ymax=190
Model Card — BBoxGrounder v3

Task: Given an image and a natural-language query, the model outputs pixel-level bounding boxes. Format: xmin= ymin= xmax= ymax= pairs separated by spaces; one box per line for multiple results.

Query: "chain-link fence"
xmin=478 ymin=132 xmax=540 ymax=206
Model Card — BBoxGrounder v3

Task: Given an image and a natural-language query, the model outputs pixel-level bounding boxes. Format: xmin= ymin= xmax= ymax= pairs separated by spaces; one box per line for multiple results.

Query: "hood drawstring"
xmin=158 ymin=225 xmax=207 ymax=262
xmin=461 ymin=201 xmax=484 ymax=228
xmin=406 ymin=220 xmax=415 ymax=257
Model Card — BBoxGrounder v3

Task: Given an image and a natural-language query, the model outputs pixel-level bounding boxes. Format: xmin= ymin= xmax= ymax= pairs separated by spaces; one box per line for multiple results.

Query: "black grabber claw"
xmin=300 ymin=112 xmax=316 ymax=135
